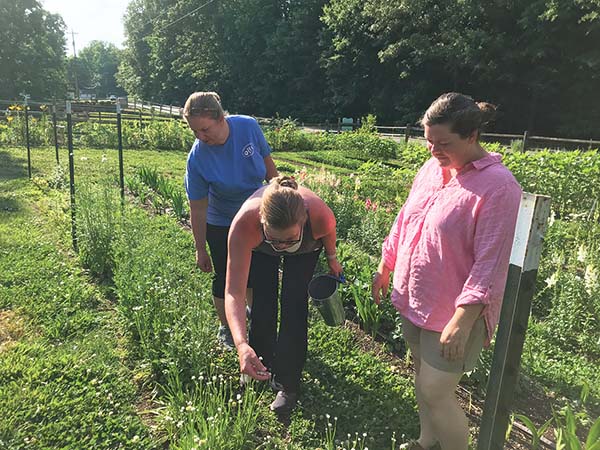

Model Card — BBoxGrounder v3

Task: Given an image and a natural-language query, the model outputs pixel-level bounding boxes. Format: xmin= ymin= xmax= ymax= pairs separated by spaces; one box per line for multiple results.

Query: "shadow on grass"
xmin=0 ymin=196 xmax=21 ymax=213
xmin=296 ymin=319 xmax=419 ymax=449
xmin=0 ymin=149 xmax=29 ymax=182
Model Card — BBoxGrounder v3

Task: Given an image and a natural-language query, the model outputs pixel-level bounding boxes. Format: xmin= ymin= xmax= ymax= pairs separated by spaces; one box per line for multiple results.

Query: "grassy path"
xmin=0 ymin=149 xmax=154 ymax=449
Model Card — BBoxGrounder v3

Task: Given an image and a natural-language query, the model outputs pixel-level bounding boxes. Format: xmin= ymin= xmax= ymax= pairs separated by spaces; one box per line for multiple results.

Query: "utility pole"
xmin=71 ymin=30 xmax=80 ymax=99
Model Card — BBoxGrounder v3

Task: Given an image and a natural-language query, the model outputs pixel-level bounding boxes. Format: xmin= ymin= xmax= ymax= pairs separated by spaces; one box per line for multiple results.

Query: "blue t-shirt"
xmin=184 ymin=115 xmax=272 ymax=226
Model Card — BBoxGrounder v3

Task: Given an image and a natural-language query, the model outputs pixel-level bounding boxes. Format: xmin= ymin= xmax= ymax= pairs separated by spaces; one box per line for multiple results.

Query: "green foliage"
xmin=0 ymin=112 xmax=56 ymax=147
xmin=263 ymin=118 xmax=316 ymax=152
xmin=0 ymin=0 xmax=67 ymax=98
xmin=69 ymin=41 xmax=125 ymax=99
xmin=503 ymin=150 xmax=600 ymax=219
xmin=514 ymin=414 xmax=553 ymax=449
xmin=112 ymin=208 xmax=212 ymax=378
xmin=553 ymin=405 xmax=600 ymax=450
xmin=76 ymin=181 xmax=122 ymax=280
xmin=133 ymin=166 xmax=189 ymax=220
xmin=0 ymin=202 xmax=153 ymax=448
xmin=266 ymin=125 xmax=399 ymax=160
xmin=357 ymin=114 xmax=378 ymax=134
xmin=163 ymin=369 xmax=263 ymax=450
xmin=350 ymin=280 xmax=382 ymax=338
xmin=74 ymin=119 xmax=191 ymax=150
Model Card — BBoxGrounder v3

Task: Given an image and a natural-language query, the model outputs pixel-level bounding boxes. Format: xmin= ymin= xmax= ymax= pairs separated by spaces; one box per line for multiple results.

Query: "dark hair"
xmin=420 ymin=92 xmax=497 ymax=139
xmin=182 ymin=91 xmax=225 ymax=120
xmin=260 ymin=176 xmax=307 ymax=229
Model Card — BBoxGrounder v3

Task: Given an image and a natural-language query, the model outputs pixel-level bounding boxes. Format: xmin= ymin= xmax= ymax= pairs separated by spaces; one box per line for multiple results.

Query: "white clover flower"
xmin=545 ymin=272 xmax=559 ymax=288
xmin=584 ymin=264 xmax=598 ymax=294
xmin=577 ymin=244 xmax=588 ymax=262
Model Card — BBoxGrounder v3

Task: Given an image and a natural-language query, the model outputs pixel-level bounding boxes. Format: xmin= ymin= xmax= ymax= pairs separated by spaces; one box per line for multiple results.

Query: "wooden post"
xmin=405 ymin=123 xmax=411 ymax=144
xmin=522 ymin=130 xmax=528 ymax=152
xmin=337 ymin=117 xmax=341 ymax=134
xmin=477 ymin=193 xmax=551 ymax=450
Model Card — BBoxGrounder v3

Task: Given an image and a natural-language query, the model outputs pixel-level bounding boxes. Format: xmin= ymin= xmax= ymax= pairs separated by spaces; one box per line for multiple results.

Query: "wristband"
xmin=326 ymin=253 xmax=337 ymax=260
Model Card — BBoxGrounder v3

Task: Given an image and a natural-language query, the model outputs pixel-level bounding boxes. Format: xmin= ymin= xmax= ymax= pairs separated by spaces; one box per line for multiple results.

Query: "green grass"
xmin=2 ymin=145 xmax=599 ymax=448
xmin=0 ymin=151 xmax=154 ymax=448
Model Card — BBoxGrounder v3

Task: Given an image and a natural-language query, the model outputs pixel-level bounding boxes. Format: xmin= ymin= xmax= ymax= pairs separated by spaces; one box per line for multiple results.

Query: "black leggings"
xmin=248 ymin=249 xmax=321 ymax=392
xmin=206 ymin=223 xmax=254 ymax=299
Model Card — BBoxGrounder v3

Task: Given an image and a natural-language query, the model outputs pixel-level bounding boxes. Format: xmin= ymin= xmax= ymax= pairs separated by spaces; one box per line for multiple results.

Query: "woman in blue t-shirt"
xmin=183 ymin=92 xmax=278 ymax=349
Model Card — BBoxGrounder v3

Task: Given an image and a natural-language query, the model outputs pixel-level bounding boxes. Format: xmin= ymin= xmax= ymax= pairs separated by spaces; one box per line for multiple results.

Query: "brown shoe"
xmin=269 ymin=390 xmax=298 ymax=416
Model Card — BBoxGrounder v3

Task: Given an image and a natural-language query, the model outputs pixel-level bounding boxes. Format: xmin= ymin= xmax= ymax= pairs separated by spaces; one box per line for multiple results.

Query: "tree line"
xmin=2 ymin=0 xmax=600 ymax=137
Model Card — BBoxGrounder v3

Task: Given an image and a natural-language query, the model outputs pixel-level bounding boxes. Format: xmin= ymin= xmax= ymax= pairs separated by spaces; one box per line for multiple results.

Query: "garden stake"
xmin=477 ymin=193 xmax=551 ymax=450
xmin=52 ymin=101 xmax=59 ymax=164
xmin=117 ymin=102 xmax=125 ymax=203
xmin=66 ymin=100 xmax=78 ymax=252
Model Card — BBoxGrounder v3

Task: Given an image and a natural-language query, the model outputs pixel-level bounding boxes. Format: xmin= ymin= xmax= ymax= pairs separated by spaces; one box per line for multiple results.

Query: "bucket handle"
xmin=325 ymin=272 xmax=346 ymax=284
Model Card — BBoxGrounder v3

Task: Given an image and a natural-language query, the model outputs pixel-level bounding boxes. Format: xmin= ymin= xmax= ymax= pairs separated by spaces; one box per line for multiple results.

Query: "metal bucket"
xmin=308 ymin=275 xmax=345 ymax=326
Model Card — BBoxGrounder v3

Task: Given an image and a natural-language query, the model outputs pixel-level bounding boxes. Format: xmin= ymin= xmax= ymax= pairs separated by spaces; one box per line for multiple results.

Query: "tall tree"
xmin=0 ymin=0 xmax=67 ymax=99
xmin=75 ymin=41 xmax=125 ymax=98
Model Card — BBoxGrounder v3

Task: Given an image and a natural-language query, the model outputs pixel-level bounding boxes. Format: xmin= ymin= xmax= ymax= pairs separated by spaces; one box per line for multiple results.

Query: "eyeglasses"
xmin=262 ymin=225 xmax=303 ymax=247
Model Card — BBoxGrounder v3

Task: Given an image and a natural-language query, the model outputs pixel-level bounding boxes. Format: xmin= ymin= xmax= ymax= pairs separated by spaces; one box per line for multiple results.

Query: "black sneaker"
xmin=269 ymin=390 xmax=298 ymax=416
xmin=216 ymin=325 xmax=234 ymax=350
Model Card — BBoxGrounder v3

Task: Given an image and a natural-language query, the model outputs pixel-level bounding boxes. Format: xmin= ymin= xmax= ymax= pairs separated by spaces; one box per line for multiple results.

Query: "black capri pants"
xmin=206 ymin=223 xmax=254 ymax=299
xmin=249 ymin=248 xmax=321 ymax=392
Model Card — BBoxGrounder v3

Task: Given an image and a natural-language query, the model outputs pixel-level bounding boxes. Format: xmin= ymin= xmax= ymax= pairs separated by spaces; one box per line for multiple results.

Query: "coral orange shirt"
xmin=381 ymin=153 xmax=522 ymax=345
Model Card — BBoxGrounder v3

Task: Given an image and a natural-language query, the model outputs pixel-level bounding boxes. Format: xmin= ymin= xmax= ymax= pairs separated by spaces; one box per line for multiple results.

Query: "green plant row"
xmin=72 ymin=180 xmax=422 ymax=449
xmin=263 ymin=118 xmax=399 ymax=160
xmin=0 ymin=114 xmax=193 ymax=151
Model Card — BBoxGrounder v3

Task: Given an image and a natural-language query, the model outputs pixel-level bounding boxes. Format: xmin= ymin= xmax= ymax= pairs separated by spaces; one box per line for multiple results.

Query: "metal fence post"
xmin=477 ymin=193 xmax=551 ymax=450
xmin=116 ymin=102 xmax=125 ymax=203
xmin=66 ymin=101 xmax=78 ymax=252
xmin=522 ymin=130 xmax=528 ymax=152
xmin=52 ymin=101 xmax=59 ymax=164
xmin=405 ymin=123 xmax=411 ymax=144
xmin=23 ymin=95 xmax=31 ymax=178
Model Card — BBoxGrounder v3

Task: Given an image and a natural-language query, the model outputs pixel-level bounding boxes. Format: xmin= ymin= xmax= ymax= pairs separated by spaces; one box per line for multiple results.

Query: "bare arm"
xmin=189 ymin=198 xmax=212 ymax=272
xmin=263 ymin=155 xmax=279 ymax=181
xmin=440 ymin=304 xmax=485 ymax=361
xmin=372 ymin=259 xmax=391 ymax=304
xmin=225 ymin=214 xmax=270 ymax=380
xmin=310 ymin=198 xmax=342 ymax=276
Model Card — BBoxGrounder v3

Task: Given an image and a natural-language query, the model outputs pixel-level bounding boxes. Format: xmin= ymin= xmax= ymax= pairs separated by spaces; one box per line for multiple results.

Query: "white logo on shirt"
xmin=242 ymin=143 xmax=255 ymax=158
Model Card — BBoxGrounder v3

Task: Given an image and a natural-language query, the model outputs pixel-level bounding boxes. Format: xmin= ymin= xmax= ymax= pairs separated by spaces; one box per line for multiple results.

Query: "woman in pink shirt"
xmin=372 ymin=93 xmax=522 ymax=450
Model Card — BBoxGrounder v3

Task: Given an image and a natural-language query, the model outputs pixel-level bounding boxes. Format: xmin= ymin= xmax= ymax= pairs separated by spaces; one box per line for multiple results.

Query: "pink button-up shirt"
xmin=381 ymin=152 xmax=521 ymax=345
